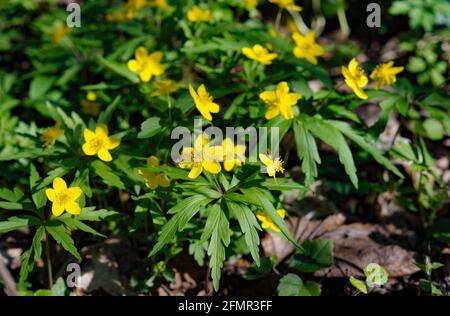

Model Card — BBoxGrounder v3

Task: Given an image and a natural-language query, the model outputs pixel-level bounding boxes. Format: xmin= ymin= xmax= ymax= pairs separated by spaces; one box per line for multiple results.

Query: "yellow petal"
xmin=95 ymin=124 xmax=109 ymax=138
xmin=265 ymin=106 xmax=279 ymax=120
xmin=149 ymin=51 xmax=163 ymax=63
xmin=135 ymin=46 xmax=148 ymax=62
xmin=45 ymin=188 xmax=56 ymax=202
xmin=98 ymin=149 xmax=113 ymax=162
xmin=67 ymin=187 xmax=82 ymax=200
xmin=65 ymin=202 xmax=81 ymax=215
xmin=146 ymin=176 xmax=159 ymax=189
xmin=52 ymin=202 xmax=65 ymax=217
xmin=147 ymin=156 xmax=159 ymax=167
xmin=53 ymin=177 xmax=67 ymax=190
xmin=127 ymin=59 xmax=141 ymax=72
xmin=259 ymin=91 xmax=277 ymax=103
xmin=188 ymin=163 xmax=203 ymax=179
xmin=106 ymin=137 xmax=120 ymax=150
xmin=82 ymin=143 xmax=97 ymax=156
xmin=140 ymin=69 xmax=152 ymax=82
xmin=202 ymin=161 xmax=221 ymax=174
xmin=223 ymin=160 xmax=235 ymax=172
xmin=259 ymin=153 xmax=271 ymax=166
xmin=157 ymin=173 xmax=171 ymax=187
xmin=83 ymin=128 xmax=96 ymax=142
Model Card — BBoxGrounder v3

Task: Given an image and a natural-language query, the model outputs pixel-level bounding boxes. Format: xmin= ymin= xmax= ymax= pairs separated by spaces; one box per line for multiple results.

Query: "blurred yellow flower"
xmin=45 ymin=177 xmax=82 ymax=217
xmin=152 ymin=79 xmax=180 ymax=96
xmin=292 ymin=32 xmax=324 ymax=65
xmin=342 ymin=58 xmax=368 ymax=100
xmin=187 ymin=5 xmax=212 ymax=22
xmin=82 ymin=124 xmax=120 ymax=162
xmin=259 ymin=81 xmax=301 ymax=120
xmin=41 ymin=122 xmax=64 ymax=147
xmin=245 ymin=0 xmax=259 ymax=9
xmin=222 ymin=138 xmax=246 ymax=172
xmin=52 ymin=23 xmax=70 ymax=44
xmin=126 ymin=0 xmax=147 ymax=18
xmin=189 ymin=84 xmax=220 ymax=121
xmin=179 ymin=134 xmax=222 ymax=179
xmin=150 ymin=0 xmax=171 ymax=9
xmin=269 ymin=0 xmax=302 ymax=11
xmin=370 ymin=61 xmax=404 ymax=89
xmin=138 ymin=156 xmax=170 ymax=189
xmin=242 ymin=44 xmax=278 ymax=65
xmin=81 ymin=100 xmax=101 ymax=116
xmin=86 ymin=91 xmax=97 ymax=101
xmin=256 ymin=209 xmax=286 ymax=232
xmin=128 ymin=46 xmax=165 ymax=82
xmin=259 ymin=153 xmax=285 ymax=179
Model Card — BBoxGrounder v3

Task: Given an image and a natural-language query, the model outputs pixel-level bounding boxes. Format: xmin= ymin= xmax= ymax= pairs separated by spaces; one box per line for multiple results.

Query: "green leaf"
xmin=137 ymin=117 xmax=162 ymax=139
xmin=32 ymin=226 xmax=45 ymax=260
xmin=364 ymin=263 xmax=388 ymax=287
xmin=289 ymin=239 xmax=333 ymax=273
xmin=91 ymin=160 xmax=126 ymax=190
xmin=277 ymin=274 xmax=303 ymax=296
xmin=423 ymin=118 xmax=444 ymax=140
xmin=30 ymin=163 xmax=47 ymax=210
xmin=227 ymin=200 xmax=261 ymax=265
xmin=294 ymin=119 xmax=321 ymax=186
xmin=19 ymin=248 xmax=34 ymax=284
xmin=349 ymin=276 xmax=368 ymax=294
xmin=300 ymin=281 xmax=322 ymax=296
xmin=97 ymin=56 xmax=139 ymax=83
xmin=329 ymin=120 xmax=403 ymax=178
xmin=203 ymin=204 xmax=230 ymax=291
xmin=45 ymin=221 xmax=81 ymax=260
xmin=29 ymin=76 xmax=54 ymax=100
xmin=407 ymin=57 xmax=427 ymax=73
xmin=302 ymin=115 xmax=358 ymax=188
xmin=60 ymin=207 xmax=117 ymax=221
xmin=0 ymin=215 xmax=41 ymax=233
xmin=149 ymin=195 xmax=212 ymax=257
xmin=240 ymin=187 xmax=298 ymax=247
xmin=98 ymin=96 xmax=121 ymax=125
xmin=59 ymin=217 xmax=105 ymax=237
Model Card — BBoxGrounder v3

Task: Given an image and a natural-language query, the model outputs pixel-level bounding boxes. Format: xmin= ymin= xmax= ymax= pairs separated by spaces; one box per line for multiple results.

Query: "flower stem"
xmin=274 ymin=8 xmax=282 ymax=32
xmin=337 ymin=6 xmax=350 ymax=40
xmin=45 ymin=231 xmax=53 ymax=288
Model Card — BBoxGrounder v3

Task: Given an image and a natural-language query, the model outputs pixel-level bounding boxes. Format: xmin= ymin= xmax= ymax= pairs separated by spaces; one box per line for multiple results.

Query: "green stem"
xmin=337 ymin=6 xmax=350 ymax=40
xmin=274 ymin=8 xmax=282 ymax=32
xmin=45 ymin=231 xmax=53 ymax=288
xmin=167 ymin=94 xmax=172 ymax=125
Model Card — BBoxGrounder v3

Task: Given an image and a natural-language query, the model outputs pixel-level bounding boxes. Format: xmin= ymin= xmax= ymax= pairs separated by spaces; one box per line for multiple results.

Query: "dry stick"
xmin=0 ymin=259 xmax=19 ymax=296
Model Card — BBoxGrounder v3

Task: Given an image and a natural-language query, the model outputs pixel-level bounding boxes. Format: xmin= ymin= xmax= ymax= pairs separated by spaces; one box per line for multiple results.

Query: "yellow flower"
xmin=127 ymin=47 xmax=165 ymax=82
xmin=41 ymin=122 xmax=64 ymax=147
xmin=125 ymin=0 xmax=147 ymax=18
xmin=179 ymin=134 xmax=222 ymax=179
xmin=245 ymin=0 xmax=259 ymax=9
xmin=52 ymin=23 xmax=70 ymax=44
xmin=152 ymin=79 xmax=180 ymax=96
xmin=138 ymin=156 xmax=170 ymax=189
xmin=45 ymin=177 xmax=82 ymax=217
xmin=189 ymin=84 xmax=220 ymax=121
xmin=106 ymin=11 xmax=130 ymax=22
xmin=242 ymin=44 xmax=278 ymax=65
xmin=342 ymin=58 xmax=368 ymax=100
xmin=269 ymin=0 xmax=302 ymax=11
xmin=82 ymin=124 xmax=120 ymax=162
xmin=292 ymin=32 xmax=324 ymax=65
xmin=259 ymin=153 xmax=284 ymax=179
xmin=256 ymin=209 xmax=286 ymax=232
xmin=150 ymin=0 xmax=171 ymax=9
xmin=222 ymin=138 xmax=246 ymax=172
xmin=187 ymin=5 xmax=212 ymax=22
xmin=370 ymin=61 xmax=404 ymax=89
xmin=86 ymin=91 xmax=97 ymax=101
xmin=259 ymin=82 xmax=301 ymax=120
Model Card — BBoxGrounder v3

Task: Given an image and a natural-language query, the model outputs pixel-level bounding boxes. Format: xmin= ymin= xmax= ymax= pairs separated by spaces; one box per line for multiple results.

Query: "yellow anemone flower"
xmin=256 ymin=209 xmax=286 ymax=232
xmin=150 ymin=0 xmax=171 ymax=10
xmin=370 ymin=61 xmax=404 ymax=89
xmin=259 ymin=81 xmax=301 ymax=120
xmin=45 ymin=177 xmax=82 ymax=217
xmin=152 ymin=79 xmax=180 ymax=96
xmin=187 ymin=5 xmax=212 ymax=22
xmin=245 ymin=0 xmax=259 ymax=9
xmin=138 ymin=156 xmax=170 ymax=189
xmin=269 ymin=0 xmax=302 ymax=11
xmin=86 ymin=91 xmax=97 ymax=101
xmin=342 ymin=58 xmax=368 ymax=100
xmin=41 ymin=122 xmax=64 ymax=147
xmin=127 ymin=46 xmax=165 ymax=82
xmin=189 ymin=84 xmax=220 ymax=121
xmin=222 ymin=138 xmax=246 ymax=172
xmin=292 ymin=32 xmax=324 ymax=65
xmin=52 ymin=23 xmax=70 ymax=44
xmin=242 ymin=44 xmax=278 ymax=65
xmin=82 ymin=124 xmax=120 ymax=162
xmin=259 ymin=153 xmax=285 ymax=179
xmin=179 ymin=134 xmax=222 ymax=179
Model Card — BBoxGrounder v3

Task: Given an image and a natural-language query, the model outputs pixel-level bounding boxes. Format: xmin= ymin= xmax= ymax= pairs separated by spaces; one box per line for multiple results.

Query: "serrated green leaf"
xmin=45 ymin=221 xmax=81 ymax=260
xmin=349 ymin=276 xmax=368 ymax=294
xmin=289 ymin=239 xmax=333 ymax=273
xmin=91 ymin=160 xmax=126 ymax=190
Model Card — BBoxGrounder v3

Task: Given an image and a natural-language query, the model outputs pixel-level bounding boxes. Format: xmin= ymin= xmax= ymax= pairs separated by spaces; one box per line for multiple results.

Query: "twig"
xmin=0 ymin=258 xmax=19 ymax=296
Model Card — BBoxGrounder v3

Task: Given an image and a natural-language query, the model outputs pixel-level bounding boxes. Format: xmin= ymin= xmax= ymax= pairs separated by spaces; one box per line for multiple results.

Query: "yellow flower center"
xmin=89 ymin=136 xmax=105 ymax=151
xmin=56 ymin=191 xmax=70 ymax=204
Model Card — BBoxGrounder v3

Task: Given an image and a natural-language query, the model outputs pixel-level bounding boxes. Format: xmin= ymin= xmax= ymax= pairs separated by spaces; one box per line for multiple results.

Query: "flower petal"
xmin=127 ymin=59 xmax=140 ymax=72
xmin=106 ymin=137 xmax=120 ymax=150
xmin=52 ymin=202 xmax=65 ymax=217
xmin=82 ymin=143 xmax=97 ymax=156
xmin=98 ymin=149 xmax=113 ymax=162
xmin=95 ymin=124 xmax=109 ymax=138
xmin=65 ymin=202 xmax=81 ymax=215
xmin=202 ymin=161 xmax=221 ymax=174
xmin=83 ymin=128 xmax=96 ymax=142
xmin=188 ymin=163 xmax=202 ymax=179
xmin=53 ymin=177 xmax=67 ymax=190
xmin=68 ymin=187 xmax=82 ymax=200
xmin=45 ymin=188 xmax=56 ymax=202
